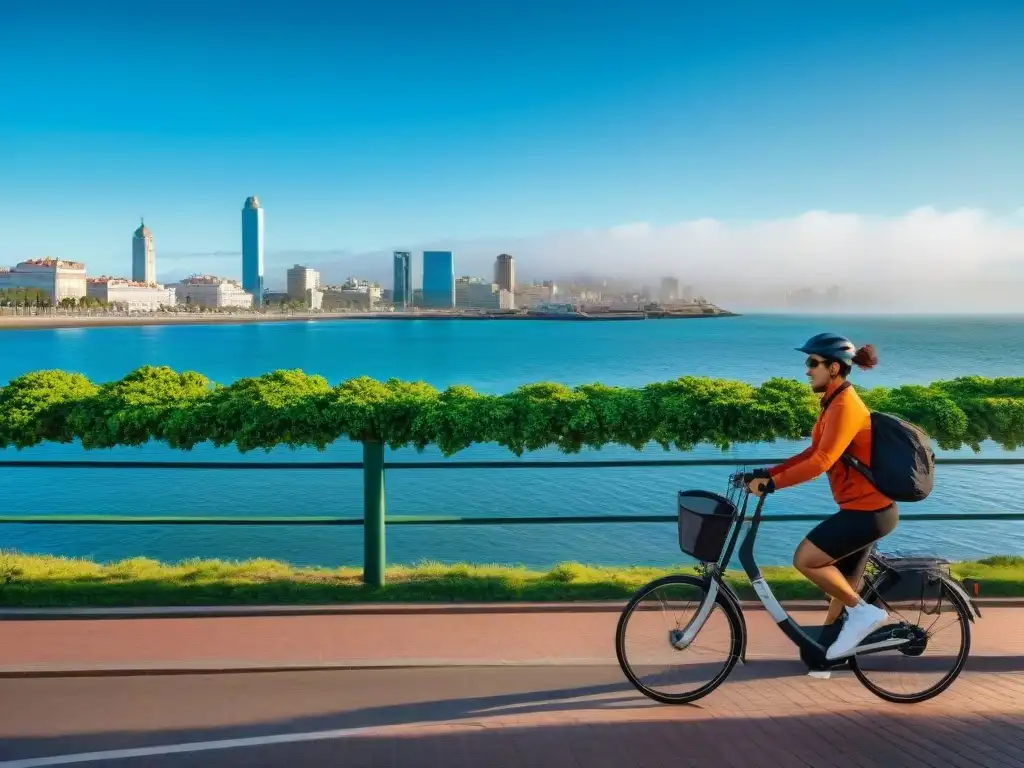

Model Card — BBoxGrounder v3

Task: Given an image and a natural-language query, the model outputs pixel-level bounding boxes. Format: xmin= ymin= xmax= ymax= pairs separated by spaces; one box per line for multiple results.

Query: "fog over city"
xmin=150 ymin=206 xmax=1024 ymax=314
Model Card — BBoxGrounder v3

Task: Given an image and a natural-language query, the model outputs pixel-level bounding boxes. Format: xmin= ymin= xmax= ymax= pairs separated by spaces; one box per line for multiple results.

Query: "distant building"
xmin=319 ymin=278 xmax=380 ymax=312
xmin=682 ymin=284 xmax=694 ymax=303
xmin=322 ymin=288 xmax=372 ymax=311
xmin=786 ymin=287 xmax=817 ymax=309
xmin=342 ymin=277 xmax=381 ymax=302
xmin=264 ymin=291 xmax=289 ymax=305
xmin=455 ymin=276 xmax=514 ymax=310
xmin=131 ymin=220 xmax=156 ymax=285
xmin=494 ymin=253 xmax=516 ymax=297
xmin=177 ymin=275 xmax=253 ymax=309
xmin=0 ymin=259 xmax=87 ymax=302
xmin=286 ymin=265 xmax=321 ymax=302
xmin=660 ymin=277 xmax=680 ymax=303
xmin=422 ymin=251 xmax=455 ymax=309
xmin=242 ymin=196 xmax=264 ymax=308
xmin=87 ymin=277 xmax=176 ymax=311
xmin=515 ymin=282 xmax=559 ymax=308
xmin=393 ymin=251 xmax=413 ymax=309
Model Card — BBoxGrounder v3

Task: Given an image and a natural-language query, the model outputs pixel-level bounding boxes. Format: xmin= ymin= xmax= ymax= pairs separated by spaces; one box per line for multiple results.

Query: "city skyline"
xmin=1 ymin=3 xmax=1022 ymax=312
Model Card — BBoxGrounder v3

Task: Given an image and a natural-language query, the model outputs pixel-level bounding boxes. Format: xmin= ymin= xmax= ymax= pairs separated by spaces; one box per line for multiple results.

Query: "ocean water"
xmin=1 ymin=314 xmax=1023 ymax=569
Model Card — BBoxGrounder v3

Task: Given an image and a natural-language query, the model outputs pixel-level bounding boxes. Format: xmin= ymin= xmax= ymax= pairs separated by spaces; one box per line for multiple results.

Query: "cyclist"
xmin=747 ymin=333 xmax=897 ymax=661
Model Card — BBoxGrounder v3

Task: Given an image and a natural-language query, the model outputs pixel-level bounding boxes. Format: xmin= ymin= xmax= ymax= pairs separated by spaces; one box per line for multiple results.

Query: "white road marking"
xmin=0 ymin=725 xmax=393 ymax=767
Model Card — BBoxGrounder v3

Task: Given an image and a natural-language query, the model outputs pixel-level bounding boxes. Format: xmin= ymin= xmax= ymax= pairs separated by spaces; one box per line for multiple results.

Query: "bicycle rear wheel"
xmin=616 ymin=574 xmax=743 ymax=705
xmin=852 ymin=579 xmax=971 ymax=703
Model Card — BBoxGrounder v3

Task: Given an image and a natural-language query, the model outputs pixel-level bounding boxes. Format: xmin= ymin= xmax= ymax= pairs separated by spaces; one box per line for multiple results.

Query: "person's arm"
xmin=747 ymin=444 xmax=814 ymax=494
xmin=769 ymin=398 xmax=862 ymax=491
xmin=767 ymin=445 xmax=815 ymax=476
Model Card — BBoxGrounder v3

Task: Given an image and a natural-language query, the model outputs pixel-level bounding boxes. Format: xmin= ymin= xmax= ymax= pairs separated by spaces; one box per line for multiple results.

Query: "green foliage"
xmin=0 ymin=287 xmax=51 ymax=307
xmin=1 ymin=366 xmax=1023 ymax=454
xmin=0 ymin=370 xmax=98 ymax=448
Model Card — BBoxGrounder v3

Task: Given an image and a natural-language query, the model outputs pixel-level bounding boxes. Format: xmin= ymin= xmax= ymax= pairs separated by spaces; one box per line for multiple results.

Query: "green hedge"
xmin=1 ymin=367 xmax=1023 ymax=454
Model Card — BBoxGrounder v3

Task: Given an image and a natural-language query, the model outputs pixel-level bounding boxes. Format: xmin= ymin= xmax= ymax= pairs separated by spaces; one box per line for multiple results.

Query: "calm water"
xmin=1 ymin=314 xmax=1023 ymax=568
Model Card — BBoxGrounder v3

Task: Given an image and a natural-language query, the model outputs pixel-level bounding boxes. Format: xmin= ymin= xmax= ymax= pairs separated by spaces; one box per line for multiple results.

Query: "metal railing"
xmin=2 ymin=444 xmax=1023 ymax=587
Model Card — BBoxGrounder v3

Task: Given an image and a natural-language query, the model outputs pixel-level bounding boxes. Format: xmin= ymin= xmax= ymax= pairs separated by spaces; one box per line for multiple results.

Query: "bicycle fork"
xmin=669 ymin=578 xmax=722 ymax=650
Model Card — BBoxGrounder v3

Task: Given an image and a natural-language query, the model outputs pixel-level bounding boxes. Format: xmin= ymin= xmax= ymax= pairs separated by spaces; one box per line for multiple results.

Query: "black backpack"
xmin=822 ymin=382 xmax=935 ymax=503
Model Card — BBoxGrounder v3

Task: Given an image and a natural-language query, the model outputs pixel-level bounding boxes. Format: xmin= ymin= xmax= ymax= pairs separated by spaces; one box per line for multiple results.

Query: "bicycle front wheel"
xmin=616 ymin=574 xmax=743 ymax=705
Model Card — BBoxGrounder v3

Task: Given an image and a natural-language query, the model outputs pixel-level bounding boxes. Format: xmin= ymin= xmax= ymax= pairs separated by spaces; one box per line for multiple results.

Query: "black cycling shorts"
xmin=805 ymin=505 xmax=899 ymax=581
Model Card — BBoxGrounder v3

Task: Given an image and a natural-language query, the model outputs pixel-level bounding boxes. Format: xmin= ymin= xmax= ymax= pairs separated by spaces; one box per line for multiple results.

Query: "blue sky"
xmin=1 ymin=1 xmax=1022 ymax=287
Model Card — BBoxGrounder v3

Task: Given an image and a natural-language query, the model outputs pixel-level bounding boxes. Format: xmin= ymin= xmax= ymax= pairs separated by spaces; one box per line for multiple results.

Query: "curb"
xmin=1 ymin=600 xmax=809 ymax=620
xmin=0 ymin=596 xmax=1017 ymax=621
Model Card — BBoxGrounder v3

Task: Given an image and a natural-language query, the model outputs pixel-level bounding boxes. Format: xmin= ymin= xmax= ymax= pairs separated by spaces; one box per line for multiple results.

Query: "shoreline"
xmin=0 ymin=309 xmax=738 ymax=331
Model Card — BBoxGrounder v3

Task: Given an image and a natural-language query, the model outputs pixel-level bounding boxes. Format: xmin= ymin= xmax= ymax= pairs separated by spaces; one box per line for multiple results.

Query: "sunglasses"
xmin=805 ymin=357 xmax=834 ymax=369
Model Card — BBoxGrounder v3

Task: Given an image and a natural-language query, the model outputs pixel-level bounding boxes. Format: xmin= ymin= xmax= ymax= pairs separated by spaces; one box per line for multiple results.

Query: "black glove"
xmin=740 ymin=468 xmax=771 ymax=484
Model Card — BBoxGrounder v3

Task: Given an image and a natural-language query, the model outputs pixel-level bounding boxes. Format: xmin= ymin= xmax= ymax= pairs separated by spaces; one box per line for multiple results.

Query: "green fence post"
xmin=362 ymin=440 xmax=386 ymax=587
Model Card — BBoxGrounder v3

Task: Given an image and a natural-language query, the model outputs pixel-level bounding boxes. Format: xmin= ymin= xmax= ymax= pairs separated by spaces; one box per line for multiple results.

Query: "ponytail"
xmin=851 ymin=344 xmax=879 ymax=371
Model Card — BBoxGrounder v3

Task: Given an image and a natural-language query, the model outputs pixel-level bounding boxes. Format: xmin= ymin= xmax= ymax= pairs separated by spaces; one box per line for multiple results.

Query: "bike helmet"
xmin=796 ymin=333 xmax=856 ymax=364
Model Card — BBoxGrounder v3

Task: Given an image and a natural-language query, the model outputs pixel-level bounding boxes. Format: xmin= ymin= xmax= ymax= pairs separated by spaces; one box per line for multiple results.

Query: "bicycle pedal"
xmin=807 ymin=670 xmax=832 ymax=680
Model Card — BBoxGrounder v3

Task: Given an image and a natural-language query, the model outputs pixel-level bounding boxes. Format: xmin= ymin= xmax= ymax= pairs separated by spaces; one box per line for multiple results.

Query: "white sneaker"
xmin=826 ymin=602 xmax=889 ymax=660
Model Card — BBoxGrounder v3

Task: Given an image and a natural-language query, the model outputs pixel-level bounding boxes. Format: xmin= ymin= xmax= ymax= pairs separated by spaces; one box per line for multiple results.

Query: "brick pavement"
xmin=0 ymin=605 xmax=1021 ymax=765
xmin=0 ymin=667 xmax=1021 ymax=766
xmin=1 ymin=604 xmax=1020 ymax=673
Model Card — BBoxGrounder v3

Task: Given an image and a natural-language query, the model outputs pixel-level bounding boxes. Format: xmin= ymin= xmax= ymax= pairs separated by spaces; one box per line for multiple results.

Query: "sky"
xmin=1 ymin=1 xmax=1023 ymax=310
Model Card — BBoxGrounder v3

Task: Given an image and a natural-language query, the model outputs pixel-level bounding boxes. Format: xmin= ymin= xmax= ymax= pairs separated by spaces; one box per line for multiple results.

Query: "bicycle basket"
xmin=678 ymin=490 xmax=737 ymax=563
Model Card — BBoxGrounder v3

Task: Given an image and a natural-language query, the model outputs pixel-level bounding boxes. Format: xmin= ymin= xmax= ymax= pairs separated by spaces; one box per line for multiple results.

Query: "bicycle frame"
xmin=675 ymin=485 xmax=913 ymax=668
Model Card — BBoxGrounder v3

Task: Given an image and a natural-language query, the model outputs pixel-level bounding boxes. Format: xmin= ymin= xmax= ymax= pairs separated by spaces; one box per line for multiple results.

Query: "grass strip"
xmin=1 ymin=553 xmax=1020 ymax=607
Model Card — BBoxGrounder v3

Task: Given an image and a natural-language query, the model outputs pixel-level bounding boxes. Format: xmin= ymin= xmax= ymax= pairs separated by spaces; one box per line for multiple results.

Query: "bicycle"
xmin=615 ymin=471 xmax=981 ymax=705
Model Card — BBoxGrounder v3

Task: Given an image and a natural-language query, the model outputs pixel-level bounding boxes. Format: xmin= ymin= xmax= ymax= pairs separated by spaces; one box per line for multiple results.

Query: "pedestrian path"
xmin=1 ymin=604 xmax=1020 ymax=673
xmin=0 ymin=605 xmax=1021 ymax=766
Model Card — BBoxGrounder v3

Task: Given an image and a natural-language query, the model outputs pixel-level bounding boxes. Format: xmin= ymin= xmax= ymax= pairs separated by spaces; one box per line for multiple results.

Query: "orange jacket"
xmin=769 ymin=380 xmax=892 ymax=511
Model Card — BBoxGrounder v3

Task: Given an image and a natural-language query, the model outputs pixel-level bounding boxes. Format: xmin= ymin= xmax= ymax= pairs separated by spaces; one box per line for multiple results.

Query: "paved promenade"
xmin=0 ymin=605 xmax=1021 ymax=766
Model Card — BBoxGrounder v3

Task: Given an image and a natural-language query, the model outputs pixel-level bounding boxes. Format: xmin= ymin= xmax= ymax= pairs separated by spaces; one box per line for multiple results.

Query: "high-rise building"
xmin=393 ymin=251 xmax=412 ymax=309
xmin=494 ymin=253 xmax=515 ymax=294
xmin=132 ymin=219 xmax=156 ymax=284
xmin=422 ymin=250 xmax=455 ymax=308
xmin=242 ymin=196 xmax=264 ymax=308
xmin=287 ymin=264 xmax=320 ymax=300
xmin=660 ymin=277 xmax=680 ymax=303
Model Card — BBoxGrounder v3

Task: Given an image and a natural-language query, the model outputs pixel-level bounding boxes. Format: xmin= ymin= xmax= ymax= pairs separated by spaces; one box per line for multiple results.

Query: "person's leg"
xmin=796 ymin=540 xmax=859 ymax=677
xmin=793 ymin=539 xmax=861 ymax=608
xmin=823 ymin=547 xmax=872 ymax=624
xmin=811 ymin=508 xmax=898 ymax=660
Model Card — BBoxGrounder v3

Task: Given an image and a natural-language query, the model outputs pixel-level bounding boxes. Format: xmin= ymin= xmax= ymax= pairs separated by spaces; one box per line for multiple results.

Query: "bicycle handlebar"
xmin=729 ymin=471 xmax=761 ymax=488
